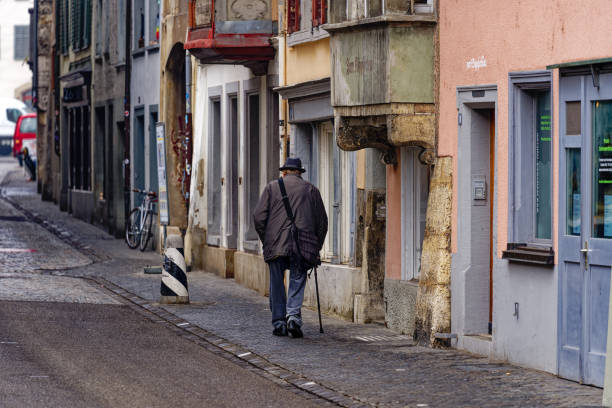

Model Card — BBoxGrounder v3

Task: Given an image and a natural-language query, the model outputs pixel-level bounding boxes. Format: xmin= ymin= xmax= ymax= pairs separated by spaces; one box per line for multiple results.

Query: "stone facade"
xmin=414 ymin=156 xmax=452 ymax=346
xmin=91 ymin=0 xmax=127 ymax=235
xmin=159 ymin=0 xmax=189 ymax=231
xmin=35 ymin=0 xmax=54 ymax=202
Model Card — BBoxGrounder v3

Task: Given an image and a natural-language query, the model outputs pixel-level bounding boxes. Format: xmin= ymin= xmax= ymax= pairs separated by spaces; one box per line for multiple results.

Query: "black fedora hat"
xmin=279 ymin=157 xmax=306 ymax=173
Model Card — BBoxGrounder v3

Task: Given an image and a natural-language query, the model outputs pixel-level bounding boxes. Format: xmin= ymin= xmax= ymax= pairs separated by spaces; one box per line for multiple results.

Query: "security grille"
xmin=14 ymin=25 xmax=29 ymax=60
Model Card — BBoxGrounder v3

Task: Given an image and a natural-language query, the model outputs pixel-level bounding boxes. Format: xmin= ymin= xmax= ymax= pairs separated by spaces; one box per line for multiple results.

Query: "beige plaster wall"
xmin=439 ymin=1 xmax=612 ymax=256
xmin=286 ymin=38 xmax=331 ymax=86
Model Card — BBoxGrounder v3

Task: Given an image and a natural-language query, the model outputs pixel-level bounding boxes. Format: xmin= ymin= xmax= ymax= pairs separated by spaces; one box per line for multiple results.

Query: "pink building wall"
xmin=386 ymin=154 xmax=402 ymax=281
xmin=439 ymin=0 xmax=612 ymax=256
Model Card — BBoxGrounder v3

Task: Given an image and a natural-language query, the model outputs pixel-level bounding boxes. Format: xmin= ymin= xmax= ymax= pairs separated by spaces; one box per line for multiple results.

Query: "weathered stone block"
xmin=202 ymin=245 xmax=235 ymax=278
xmin=387 ymin=113 xmax=435 ymax=149
xmin=227 ymin=0 xmax=271 ymax=20
xmin=189 ymin=226 xmax=207 ymax=270
xmin=304 ymin=263 xmax=361 ymax=321
xmin=414 ymin=157 xmax=453 ymax=347
xmin=384 ymin=278 xmax=419 ymax=335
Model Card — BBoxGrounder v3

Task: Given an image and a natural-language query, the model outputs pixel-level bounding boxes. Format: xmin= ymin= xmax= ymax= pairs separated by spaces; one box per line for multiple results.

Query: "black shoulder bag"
xmin=278 ymin=177 xmax=324 ymax=333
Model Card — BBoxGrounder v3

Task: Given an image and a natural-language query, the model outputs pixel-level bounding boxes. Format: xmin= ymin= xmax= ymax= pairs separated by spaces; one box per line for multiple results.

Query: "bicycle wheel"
xmin=139 ymin=210 xmax=153 ymax=251
xmin=125 ymin=208 xmax=141 ymax=249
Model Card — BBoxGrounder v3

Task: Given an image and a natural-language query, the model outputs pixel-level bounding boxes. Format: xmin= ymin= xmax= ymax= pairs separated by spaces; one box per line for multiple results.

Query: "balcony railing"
xmin=329 ymin=0 xmax=433 ymax=24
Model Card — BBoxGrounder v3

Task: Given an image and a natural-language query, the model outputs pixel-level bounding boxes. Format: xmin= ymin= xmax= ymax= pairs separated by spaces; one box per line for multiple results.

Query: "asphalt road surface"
xmin=0 ymin=156 xmax=322 ymax=407
xmin=0 ymin=297 xmax=321 ymax=408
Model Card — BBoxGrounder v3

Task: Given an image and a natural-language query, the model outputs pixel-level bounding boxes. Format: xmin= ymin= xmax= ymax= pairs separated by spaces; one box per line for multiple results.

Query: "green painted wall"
xmin=389 ymin=25 xmax=434 ymax=103
xmin=330 ymin=23 xmax=434 ymax=106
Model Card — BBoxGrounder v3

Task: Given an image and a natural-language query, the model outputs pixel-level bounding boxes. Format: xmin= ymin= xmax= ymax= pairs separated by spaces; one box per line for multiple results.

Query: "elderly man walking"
xmin=253 ymin=157 xmax=328 ymax=338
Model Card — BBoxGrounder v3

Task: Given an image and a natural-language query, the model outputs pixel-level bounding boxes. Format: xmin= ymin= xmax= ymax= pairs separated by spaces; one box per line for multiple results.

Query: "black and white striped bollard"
xmin=160 ymin=234 xmax=189 ymax=304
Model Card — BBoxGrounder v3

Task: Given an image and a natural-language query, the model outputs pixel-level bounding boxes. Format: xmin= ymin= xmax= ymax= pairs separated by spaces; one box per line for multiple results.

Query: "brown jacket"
xmin=253 ymin=174 xmax=328 ymax=263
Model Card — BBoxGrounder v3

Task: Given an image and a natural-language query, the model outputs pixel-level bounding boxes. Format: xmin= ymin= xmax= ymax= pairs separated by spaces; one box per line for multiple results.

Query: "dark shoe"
xmin=287 ymin=320 xmax=303 ymax=338
xmin=273 ymin=325 xmax=288 ymax=337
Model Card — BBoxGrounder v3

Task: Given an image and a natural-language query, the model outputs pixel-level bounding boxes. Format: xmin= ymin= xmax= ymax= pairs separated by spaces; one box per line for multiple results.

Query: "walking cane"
xmin=314 ymin=266 xmax=324 ymax=333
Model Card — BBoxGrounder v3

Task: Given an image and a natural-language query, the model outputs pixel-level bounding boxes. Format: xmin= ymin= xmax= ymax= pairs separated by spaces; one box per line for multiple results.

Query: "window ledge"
xmin=322 ymin=14 xmax=436 ymax=33
xmin=132 ymin=48 xmax=146 ymax=58
xmin=146 ymin=44 xmax=160 ymax=53
xmin=287 ymin=26 xmax=329 ymax=47
xmin=113 ymin=62 xmax=127 ymax=72
xmin=502 ymin=243 xmax=554 ymax=266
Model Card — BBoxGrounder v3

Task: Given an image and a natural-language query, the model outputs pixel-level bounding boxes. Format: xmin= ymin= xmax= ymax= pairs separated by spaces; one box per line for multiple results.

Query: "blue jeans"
xmin=268 ymin=256 xmax=307 ymax=329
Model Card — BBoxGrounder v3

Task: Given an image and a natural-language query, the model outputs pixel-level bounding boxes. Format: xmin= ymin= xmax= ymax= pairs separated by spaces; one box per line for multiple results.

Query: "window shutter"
xmin=60 ymin=0 xmax=68 ymax=53
xmin=70 ymin=0 xmax=78 ymax=49
xmin=287 ymin=0 xmax=300 ymax=33
xmin=83 ymin=0 xmax=91 ymax=48
xmin=58 ymin=0 xmax=64 ymax=53
xmin=13 ymin=26 xmax=29 ymax=60
xmin=312 ymin=0 xmax=326 ymax=27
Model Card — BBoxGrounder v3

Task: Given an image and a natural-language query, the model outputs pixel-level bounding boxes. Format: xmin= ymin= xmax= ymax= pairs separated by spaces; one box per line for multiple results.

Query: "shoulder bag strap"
xmin=278 ymin=177 xmax=296 ymax=224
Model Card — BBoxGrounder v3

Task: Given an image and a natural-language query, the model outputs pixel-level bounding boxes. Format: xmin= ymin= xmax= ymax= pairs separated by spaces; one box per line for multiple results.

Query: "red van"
xmin=13 ymin=113 xmax=36 ymax=159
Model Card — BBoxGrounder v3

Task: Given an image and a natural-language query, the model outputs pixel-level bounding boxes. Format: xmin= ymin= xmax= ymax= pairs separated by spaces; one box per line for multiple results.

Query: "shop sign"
xmin=156 ymin=122 xmax=170 ymax=225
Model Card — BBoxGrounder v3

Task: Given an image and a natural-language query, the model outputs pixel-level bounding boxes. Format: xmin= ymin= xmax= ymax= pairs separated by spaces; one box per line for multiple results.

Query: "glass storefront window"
xmin=536 ymin=91 xmax=552 ymax=239
xmin=592 ymin=100 xmax=612 ymax=238
xmin=567 ymin=148 xmax=581 ymax=236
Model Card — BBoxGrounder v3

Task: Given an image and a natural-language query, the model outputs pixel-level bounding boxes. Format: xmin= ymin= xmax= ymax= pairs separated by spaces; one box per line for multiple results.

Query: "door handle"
xmin=581 ymin=242 xmax=591 ymax=268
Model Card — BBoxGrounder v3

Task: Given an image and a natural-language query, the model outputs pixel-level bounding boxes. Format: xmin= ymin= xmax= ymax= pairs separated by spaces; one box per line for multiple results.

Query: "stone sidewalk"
xmin=0 ymin=160 xmax=604 ymax=407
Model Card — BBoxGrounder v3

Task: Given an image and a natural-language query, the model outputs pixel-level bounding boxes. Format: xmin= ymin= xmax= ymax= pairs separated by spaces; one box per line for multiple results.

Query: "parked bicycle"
xmin=125 ymin=188 xmax=157 ymax=251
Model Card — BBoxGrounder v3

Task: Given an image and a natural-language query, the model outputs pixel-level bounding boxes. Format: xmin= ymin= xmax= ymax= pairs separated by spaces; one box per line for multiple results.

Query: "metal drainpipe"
xmin=185 ymin=52 xmax=191 ymax=115
xmin=282 ymin=1 xmax=289 ymax=162
xmin=124 ymin=0 xmax=132 ymax=230
xmin=33 ymin=3 xmax=38 ymax=108
xmin=183 ymin=51 xmax=192 ymax=209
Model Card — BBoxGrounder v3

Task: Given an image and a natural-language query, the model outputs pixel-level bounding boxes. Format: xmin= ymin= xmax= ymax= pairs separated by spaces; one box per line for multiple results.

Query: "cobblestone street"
xmin=0 ymin=157 xmax=605 ymax=407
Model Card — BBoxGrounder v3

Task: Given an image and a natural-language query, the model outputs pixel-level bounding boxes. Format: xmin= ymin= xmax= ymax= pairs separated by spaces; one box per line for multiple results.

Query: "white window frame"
xmin=241 ymin=83 xmax=262 ymax=253
xmin=413 ymin=0 xmax=434 ymax=14
xmin=206 ymin=92 xmax=223 ymax=246
xmin=317 ymin=120 xmax=355 ymax=264
xmin=318 ymin=121 xmax=335 ymax=261
xmin=401 ymin=147 xmax=430 ymax=281
xmin=340 ymin=148 xmax=355 ymax=264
